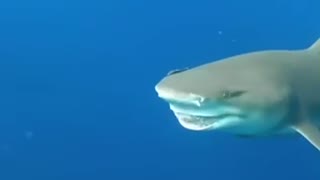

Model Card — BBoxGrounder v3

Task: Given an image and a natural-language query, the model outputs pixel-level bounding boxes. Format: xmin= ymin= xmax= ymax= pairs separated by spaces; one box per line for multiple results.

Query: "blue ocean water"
xmin=0 ymin=0 xmax=319 ymax=179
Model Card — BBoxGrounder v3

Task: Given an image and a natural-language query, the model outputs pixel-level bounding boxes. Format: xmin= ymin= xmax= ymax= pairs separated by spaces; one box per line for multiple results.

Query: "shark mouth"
xmin=173 ymin=111 xmax=246 ymax=131
xmin=168 ymin=102 xmax=245 ymax=131
xmin=173 ymin=112 xmax=221 ymax=131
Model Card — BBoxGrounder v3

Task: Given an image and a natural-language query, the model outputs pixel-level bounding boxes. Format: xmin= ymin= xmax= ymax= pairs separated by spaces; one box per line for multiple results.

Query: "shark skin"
xmin=155 ymin=38 xmax=320 ymax=151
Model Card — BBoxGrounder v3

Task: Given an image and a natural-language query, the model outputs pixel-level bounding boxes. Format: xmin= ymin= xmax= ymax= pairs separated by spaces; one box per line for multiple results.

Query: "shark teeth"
xmin=173 ymin=112 xmax=217 ymax=130
xmin=174 ymin=112 xmax=240 ymax=120
xmin=176 ymin=116 xmax=215 ymax=130
xmin=172 ymin=111 xmax=246 ymax=131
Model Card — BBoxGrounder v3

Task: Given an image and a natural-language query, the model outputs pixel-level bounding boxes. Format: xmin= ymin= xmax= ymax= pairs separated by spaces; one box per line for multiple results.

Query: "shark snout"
xmin=155 ymin=83 xmax=206 ymax=107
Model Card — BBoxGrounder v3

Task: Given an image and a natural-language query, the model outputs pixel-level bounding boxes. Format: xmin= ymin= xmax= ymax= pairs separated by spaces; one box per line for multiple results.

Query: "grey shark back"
xmin=155 ymin=38 xmax=320 ymax=151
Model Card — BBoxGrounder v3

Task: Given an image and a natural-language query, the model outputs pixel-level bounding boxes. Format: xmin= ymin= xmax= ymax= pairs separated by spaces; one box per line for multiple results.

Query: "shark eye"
xmin=167 ymin=67 xmax=189 ymax=76
xmin=222 ymin=91 xmax=232 ymax=98
xmin=221 ymin=90 xmax=245 ymax=99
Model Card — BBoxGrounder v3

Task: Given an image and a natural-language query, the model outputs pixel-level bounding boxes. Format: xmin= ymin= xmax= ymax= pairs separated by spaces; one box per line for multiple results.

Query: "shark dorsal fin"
xmin=308 ymin=38 xmax=320 ymax=54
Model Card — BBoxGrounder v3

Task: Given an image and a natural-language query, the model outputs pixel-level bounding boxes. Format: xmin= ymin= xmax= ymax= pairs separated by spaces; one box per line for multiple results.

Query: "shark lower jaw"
xmin=163 ymin=101 xmax=246 ymax=131
xmin=173 ymin=112 xmax=219 ymax=131
xmin=172 ymin=111 xmax=244 ymax=131
xmin=171 ymin=106 xmax=286 ymax=134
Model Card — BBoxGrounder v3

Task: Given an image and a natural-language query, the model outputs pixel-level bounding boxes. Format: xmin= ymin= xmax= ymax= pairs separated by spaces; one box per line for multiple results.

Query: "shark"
xmin=155 ymin=38 xmax=320 ymax=151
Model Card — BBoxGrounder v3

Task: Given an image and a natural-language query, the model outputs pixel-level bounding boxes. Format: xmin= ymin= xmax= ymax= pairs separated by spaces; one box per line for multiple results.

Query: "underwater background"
xmin=0 ymin=0 xmax=319 ymax=179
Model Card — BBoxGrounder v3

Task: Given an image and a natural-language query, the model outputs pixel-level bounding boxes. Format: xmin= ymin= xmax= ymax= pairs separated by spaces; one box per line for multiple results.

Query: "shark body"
xmin=155 ymin=38 xmax=320 ymax=151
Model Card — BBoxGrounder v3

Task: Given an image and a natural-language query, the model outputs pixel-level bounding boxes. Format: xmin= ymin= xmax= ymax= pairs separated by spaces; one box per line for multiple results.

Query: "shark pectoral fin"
xmin=292 ymin=120 xmax=320 ymax=151
xmin=308 ymin=38 xmax=320 ymax=56
xmin=308 ymin=38 xmax=320 ymax=51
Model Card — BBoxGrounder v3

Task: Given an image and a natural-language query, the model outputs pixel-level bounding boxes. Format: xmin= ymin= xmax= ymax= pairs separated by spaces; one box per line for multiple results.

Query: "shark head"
xmin=155 ymin=53 xmax=294 ymax=136
xmin=155 ymin=38 xmax=320 ymax=151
